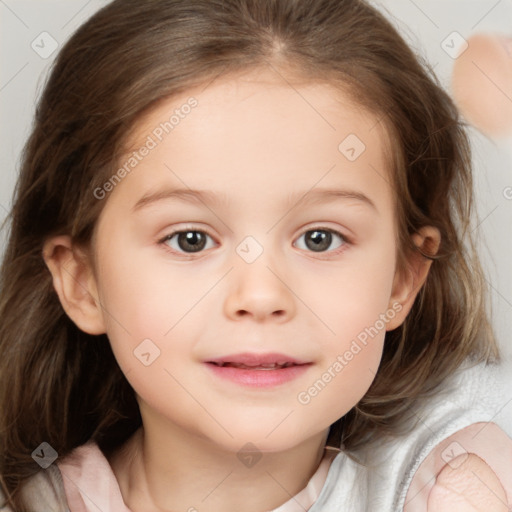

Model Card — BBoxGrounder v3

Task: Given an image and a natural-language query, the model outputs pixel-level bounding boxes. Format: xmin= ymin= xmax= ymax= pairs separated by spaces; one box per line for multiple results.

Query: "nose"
xmin=223 ymin=255 xmax=297 ymax=323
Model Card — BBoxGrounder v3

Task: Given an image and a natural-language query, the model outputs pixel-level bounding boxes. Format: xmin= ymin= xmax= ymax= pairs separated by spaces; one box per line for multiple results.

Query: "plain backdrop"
xmin=1 ymin=0 xmax=511 ymax=370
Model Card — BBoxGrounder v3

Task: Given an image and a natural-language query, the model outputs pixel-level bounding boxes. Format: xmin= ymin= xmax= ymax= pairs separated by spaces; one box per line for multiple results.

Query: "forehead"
xmin=128 ymin=67 xmax=389 ymax=149
xmin=110 ymin=67 xmax=395 ymax=212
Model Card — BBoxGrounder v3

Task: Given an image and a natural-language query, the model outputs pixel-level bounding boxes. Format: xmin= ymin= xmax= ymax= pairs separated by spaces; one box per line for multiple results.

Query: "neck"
xmin=109 ymin=423 xmax=330 ymax=512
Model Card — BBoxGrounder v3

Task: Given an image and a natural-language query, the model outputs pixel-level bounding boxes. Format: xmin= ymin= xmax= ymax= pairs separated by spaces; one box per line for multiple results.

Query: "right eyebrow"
xmin=132 ymin=187 xmax=229 ymax=212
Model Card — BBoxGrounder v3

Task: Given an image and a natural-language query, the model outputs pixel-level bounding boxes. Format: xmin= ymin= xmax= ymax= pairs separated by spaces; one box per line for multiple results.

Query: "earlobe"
xmin=386 ymin=226 xmax=441 ymax=331
xmin=42 ymin=235 xmax=106 ymax=335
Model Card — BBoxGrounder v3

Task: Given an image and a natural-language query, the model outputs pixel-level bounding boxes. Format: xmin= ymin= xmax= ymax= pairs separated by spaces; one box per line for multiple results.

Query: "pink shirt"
xmin=56 ymin=442 xmax=341 ymax=512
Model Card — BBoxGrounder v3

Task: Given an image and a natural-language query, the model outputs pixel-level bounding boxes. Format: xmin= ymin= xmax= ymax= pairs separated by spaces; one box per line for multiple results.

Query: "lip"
xmin=204 ymin=352 xmax=313 ymax=388
xmin=205 ymin=352 xmax=310 ymax=366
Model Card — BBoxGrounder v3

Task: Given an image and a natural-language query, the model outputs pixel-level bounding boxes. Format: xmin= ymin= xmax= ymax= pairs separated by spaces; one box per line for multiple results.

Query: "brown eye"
xmin=162 ymin=230 xmax=214 ymax=254
xmin=294 ymin=228 xmax=348 ymax=253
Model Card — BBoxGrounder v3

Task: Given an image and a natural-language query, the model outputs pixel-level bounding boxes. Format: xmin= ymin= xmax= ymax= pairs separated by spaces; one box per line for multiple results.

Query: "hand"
xmin=451 ymin=34 xmax=512 ymax=137
xmin=427 ymin=453 xmax=509 ymax=511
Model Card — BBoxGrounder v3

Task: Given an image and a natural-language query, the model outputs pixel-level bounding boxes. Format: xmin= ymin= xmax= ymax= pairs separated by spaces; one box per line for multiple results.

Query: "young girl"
xmin=1 ymin=0 xmax=511 ymax=510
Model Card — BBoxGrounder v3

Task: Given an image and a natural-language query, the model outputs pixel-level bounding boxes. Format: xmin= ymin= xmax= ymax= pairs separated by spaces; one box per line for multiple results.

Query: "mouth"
xmin=206 ymin=361 xmax=300 ymax=370
xmin=204 ymin=352 xmax=312 ymax=387
xmin=205 ymin=352 xmax=310 ymax=370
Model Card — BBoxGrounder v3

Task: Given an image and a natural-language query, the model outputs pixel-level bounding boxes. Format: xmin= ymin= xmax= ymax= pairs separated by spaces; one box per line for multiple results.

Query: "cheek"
xmin=301 ymin=240 xmax=396 ymax=345
xmin=92 ymin=244 xmax=178 ymax=371
xmin=295 ymin=301 xmax=387 ymax=431
xmin=97 ymin=235 xmax=209 ymax=335
xmin=293 ymin=241 xmax=395 ymax=421
xmin=94 ymin=241 xmax=227 ymax=406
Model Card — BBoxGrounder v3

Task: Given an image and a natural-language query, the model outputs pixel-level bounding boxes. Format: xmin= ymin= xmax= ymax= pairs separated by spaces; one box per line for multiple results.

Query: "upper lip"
xmin=205 ymin=352 xmax=311 ymax=366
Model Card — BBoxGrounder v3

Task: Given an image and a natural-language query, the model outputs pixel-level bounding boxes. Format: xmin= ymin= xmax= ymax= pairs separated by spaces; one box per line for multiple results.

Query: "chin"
xmin=219 ymin=424 xmax=320 ymax=455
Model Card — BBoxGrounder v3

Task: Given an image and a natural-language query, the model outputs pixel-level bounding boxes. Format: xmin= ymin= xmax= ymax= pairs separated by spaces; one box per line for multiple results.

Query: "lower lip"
xmin=204 ymin=363 xmax=312 ymax=388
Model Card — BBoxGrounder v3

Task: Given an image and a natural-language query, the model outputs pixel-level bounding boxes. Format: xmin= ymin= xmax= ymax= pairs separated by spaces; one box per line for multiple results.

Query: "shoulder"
xmin=405 ymin=422 xmax=512 ymax=511
xmin=0 ymin=464 xmax=69 ymax=512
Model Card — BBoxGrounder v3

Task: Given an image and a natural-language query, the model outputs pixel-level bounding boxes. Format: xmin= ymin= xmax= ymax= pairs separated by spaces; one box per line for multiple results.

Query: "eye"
xmin=159 ymin=229 xmax=216 ymax=255
xmin=294 ymin=228 xmax=349 ymax=254
xmin=158 ymin=226 xmax=350 ymax=257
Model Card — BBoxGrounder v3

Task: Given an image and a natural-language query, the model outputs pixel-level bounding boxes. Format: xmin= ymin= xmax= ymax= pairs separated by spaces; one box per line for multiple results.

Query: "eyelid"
xmin=157 ymin=224 xmax=218 ymax=245
xmin=300 ymin=224 xmax=353 ymax=242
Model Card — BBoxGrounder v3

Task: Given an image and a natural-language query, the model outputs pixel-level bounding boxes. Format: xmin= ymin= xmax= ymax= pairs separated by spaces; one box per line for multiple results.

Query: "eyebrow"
xmin=131 ymin=186 xmax=378 ymax=213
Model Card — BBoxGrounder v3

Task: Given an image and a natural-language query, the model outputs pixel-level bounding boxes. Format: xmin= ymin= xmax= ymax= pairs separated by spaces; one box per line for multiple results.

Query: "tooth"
xmin=218 ymin=361 xmax=293 ymax=370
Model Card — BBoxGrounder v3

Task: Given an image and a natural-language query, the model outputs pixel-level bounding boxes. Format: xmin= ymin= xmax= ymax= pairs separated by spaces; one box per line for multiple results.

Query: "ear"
xmin=42 ymin=235 xmax=106 ymax=335
xmin=386 ymin=226 xmax=441 ymax=331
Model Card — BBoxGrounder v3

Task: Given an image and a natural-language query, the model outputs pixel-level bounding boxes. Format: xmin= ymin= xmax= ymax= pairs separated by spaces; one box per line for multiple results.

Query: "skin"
xmin=43 ymin=67 xmax=442 ymax=511
xmin=451 ymin=34 xmax=512 ymax=138
xmin=428 ymin=454 xmax=509 ymax=511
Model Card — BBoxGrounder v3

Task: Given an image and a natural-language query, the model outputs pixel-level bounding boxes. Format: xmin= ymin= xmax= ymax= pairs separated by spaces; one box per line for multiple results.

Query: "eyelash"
xmin=157 ymin=225 xmax=352 ymax=258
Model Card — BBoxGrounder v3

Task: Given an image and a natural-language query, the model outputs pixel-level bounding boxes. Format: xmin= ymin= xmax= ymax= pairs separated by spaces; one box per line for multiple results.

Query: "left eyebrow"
xmin=290 ymin=187 xmax=378 ymax=213
xmin=131 ymin=186 xmax=378 ymax=213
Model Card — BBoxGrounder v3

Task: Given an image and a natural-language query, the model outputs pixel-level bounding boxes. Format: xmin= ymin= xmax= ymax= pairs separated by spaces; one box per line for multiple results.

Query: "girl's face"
xmin=87 ymin=68 xmax=411 ymax=453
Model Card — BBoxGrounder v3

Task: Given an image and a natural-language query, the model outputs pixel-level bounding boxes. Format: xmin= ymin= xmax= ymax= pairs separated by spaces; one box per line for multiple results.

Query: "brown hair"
xmin=0 ymin=0 xmax=499 ymax=509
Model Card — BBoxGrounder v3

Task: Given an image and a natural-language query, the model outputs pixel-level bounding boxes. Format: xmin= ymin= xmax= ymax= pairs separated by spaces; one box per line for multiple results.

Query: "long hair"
xmin=0 ymin=0 xmax=499 ymax=509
